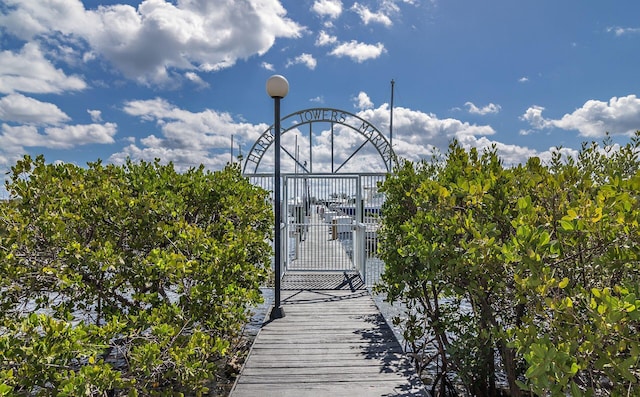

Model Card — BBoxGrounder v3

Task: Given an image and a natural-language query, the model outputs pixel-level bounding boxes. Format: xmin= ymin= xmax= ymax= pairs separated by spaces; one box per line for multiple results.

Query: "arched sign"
xmin=243 ymin=107 xmax=396 ymax=174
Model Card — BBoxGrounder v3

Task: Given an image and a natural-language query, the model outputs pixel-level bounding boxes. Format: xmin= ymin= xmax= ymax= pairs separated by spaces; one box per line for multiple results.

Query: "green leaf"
xmin=538 ymin=231 xmax=550 ymax=246
xmin=559 ymin=220 xmax=574 ymax=231
xmin=0 ymin=383 xmax=13 ymax=397
xmin=570 ymin=382 xmax=583 ymax=397
xmin=558 ymin=277 xmax=569 ymax=289
xmin=570 ymin=362 xmax=579 ymax=375
xmin=517 ymin=196 xmax=530 ymax=210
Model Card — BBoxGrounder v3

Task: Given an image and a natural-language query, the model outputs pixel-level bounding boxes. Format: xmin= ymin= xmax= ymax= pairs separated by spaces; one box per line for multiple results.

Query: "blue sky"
xmin=1 ymin=0 xmax=639 ymax=195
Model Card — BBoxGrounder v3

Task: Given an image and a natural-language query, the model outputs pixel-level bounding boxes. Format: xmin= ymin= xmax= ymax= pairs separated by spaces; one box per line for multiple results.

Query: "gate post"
xmin=354 ymin=222 xmax=366 ymax=284
xmin=355 ymin=176 xmax=366 ymax=283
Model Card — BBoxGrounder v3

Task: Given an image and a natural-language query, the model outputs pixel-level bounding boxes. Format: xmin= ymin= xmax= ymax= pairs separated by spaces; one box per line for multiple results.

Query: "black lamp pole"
xmin=267 ymin=75 xmax=289 ymax=320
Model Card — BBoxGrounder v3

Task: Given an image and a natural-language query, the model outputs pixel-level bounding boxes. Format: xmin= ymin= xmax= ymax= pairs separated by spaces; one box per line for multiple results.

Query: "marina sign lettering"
xmin=245 ymin=129 xmax=274 ymax=165
xmin=296 ymin=108 xmax=347 ymax=124
xmin=244 ymin=107 xmax=396 ymax=174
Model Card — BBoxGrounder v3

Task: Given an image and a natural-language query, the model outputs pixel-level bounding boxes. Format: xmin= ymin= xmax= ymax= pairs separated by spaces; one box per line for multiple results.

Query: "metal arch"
xmin=242 ymin=107 xmax=396 ymax=174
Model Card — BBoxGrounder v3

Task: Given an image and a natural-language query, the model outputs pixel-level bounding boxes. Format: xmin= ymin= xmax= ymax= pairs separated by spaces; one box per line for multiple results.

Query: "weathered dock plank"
xmin=231 ymin=382 xmax=421 ymax=397
xmin=230 ymin=289 xmax=427 ymax=397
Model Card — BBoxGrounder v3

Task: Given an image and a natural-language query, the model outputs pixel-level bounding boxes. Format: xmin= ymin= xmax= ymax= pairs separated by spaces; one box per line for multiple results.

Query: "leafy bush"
xmin=377 ymin=134 xmax=640 ymax=396
xmin=0 ymin=156 xmax=271 ymax=396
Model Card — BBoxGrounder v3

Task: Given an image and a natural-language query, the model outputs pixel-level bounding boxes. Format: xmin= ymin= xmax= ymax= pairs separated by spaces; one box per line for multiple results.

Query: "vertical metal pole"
xmin=331 ymin=122 xmax=334 ymax=173
xmin=355 ymin=176 xmax=365 ymax=283
xmin=390 ymin=79 xmax=395 ymax=163
xmin=230 ymin=134 xmax=234 ymax=163
xmin=295 ymin=135 xmax=299 ymax=199
xmin=309 ymin=123 xmax=313 ymax=173
xmin=271 ymin=97 xmax=284 ymax=320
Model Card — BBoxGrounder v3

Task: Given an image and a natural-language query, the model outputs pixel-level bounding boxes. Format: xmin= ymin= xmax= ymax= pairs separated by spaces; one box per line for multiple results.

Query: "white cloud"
xmin=122 ymin=97 xmax=174 ymax=120
xmin=607 ymin=26 xmax=640 ymax=36
xmin=0 ymin=93 xmax=71 ymax=125
xmin=88 ymin=109 xmax=102 ymax=122
xmin=518 ymin=128 xmax=534 ymax=136
xmin=0 ymin=124 xmax=44 ymax=152
xmin=286 ymin=53 xmax=317 ymax=70
xmin=312 ymin=0 xmax=343 ymax=19
xmin=0 ymin=91 xmax=115 ymax=165
xmin=351 ymin=3 xmax=393 ymax=27
xmin=354 ymin=92 xmax=374 ymax=110
xmin=329 ymin=41 xmax=386 ymax=63
xmin=553 ymin=96 xmax=640 ymax=137
xmin=310 ymin=96 xmax=325 ymax=104
xmin=520 ymin=105 xmax=550 ymax=129
xmin=0 ymin=122 xmax=117 ymax=151
xmin=43 ymin=123 xmax=117 ymax=148
xmin=467 ymin=136 xmax=541 ymax=166
xmin=0 ymin=0 xmax=304 ymax=84
xmin=184 ymin=72 xmax=209 ymax=88
xmin=357 ymin=105 xmax=497 ymax=160
xmin=518 ymin=76 xmax=529 ymax=83
xmin=82 ymin=51 xmax=97 ymax=63
xmin=0 ymin=43 xmax=86 ymax=94
xmin=261 ymin=62 xmax=275 ymax=71
xmin=109 ymin=143 xmax=228 ymax=171
xmin=0 ymin=0 xmax=88 ymax=39
xmin=536 ymin=146 xmax=580 ymax=165
xmin=113 ymin=99 xmax=567 ymax=175
xmin=315 ymin=31 xmax=338 ymax=46
xmin=118 ymin=98 xmax=267 ymax=167
xmin=322 ymin=20 xmax=335 ymax=29
xmin=347 ymin=103 xmax=577 ymax=167
xmin=465 ymin=102 xmax=501 ymax=115
xmin=522 ymin=95 xmax=640 ymax=137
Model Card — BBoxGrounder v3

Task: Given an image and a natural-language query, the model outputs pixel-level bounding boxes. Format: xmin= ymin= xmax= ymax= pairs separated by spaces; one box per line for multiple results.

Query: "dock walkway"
xmin=288 ymin=209 xmax=354 ymax=271
xmin=230 ymin=287 xmax=427 ymax=396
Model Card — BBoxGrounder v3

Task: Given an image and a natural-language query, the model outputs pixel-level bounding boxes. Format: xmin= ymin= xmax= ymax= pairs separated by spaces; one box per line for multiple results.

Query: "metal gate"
xmin=284 ymin=174 xmax=359 ymax=272
xmin=243 ymin=106 xmax=396 ymax=287
xmin=247 ymin=173 xmax=386 ymax=286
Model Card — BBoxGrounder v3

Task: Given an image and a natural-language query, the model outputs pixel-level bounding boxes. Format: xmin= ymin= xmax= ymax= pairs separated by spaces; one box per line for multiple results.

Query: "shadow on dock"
xmin=230 ymin=285 xmax=428 ymax=397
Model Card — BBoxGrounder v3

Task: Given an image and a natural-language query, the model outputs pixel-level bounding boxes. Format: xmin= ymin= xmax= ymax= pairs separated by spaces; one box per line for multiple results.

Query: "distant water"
xmin=246 ymin=288 xmax=274 ymax=337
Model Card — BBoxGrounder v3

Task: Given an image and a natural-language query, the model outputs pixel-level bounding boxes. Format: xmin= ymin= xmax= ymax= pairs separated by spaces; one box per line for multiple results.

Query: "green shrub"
xmin=0 ymin=156 xmax=272 ymax=396
xmin=377 ymin=134 xmax=640 ymax=396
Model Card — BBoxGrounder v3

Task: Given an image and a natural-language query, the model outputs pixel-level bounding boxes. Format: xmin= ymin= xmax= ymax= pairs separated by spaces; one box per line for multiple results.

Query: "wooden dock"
xmin=230 ymin=288 xmax=427 ymax=396
xmin=288 ymin=211 xmax=354 ymax=271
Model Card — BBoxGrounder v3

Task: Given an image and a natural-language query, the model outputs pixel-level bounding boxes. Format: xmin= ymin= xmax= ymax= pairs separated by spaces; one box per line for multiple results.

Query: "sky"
xmin=1 ymin=0 xmax=640 ymax=196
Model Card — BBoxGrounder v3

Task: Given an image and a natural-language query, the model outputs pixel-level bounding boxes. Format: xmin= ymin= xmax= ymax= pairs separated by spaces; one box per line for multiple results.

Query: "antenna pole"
xmin=230 ymin=134 xmax=234 ymax=163
xmin=390 ymin=79 xmax=395 ymax=166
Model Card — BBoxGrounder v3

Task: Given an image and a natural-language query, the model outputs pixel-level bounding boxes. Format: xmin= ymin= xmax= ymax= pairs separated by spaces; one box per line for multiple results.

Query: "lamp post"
xmin=267 ymin=75 xmax=289 ymax=320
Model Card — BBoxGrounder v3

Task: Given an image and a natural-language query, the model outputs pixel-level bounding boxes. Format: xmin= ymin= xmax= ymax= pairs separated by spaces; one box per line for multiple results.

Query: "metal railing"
xmin=246 ymin=173 xmax=386 ymax=287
